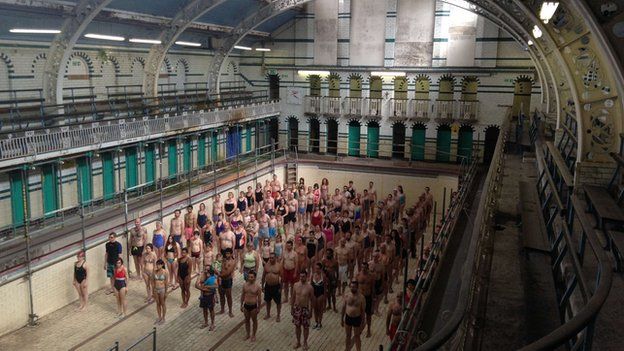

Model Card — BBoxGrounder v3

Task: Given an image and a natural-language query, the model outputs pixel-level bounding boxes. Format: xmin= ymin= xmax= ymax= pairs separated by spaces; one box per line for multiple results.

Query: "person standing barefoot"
xmin=73 ymin=251 xmax=88 ymax=311
xmin=151 ymin=259 xmax=168 ymax=325
xmin=262 ymin=252 xmax=283 ymax=321
xmin=291 ymin=270 xmax=314 ymax=350
xmin=142 ymin=244 xmax=157 ymax=303
xmin=310 ymin=262 xmax=327 ymax=329
xmin=241 ymin=270 xmax=262 ymax=342
xmin=342 ymin=280 xmax=365 ymax=351
xmin=113 ymin=258 xmax=129 ymax=318
xmin=196 ymin=267 xmax=218 ymax=330
xmin=386 ymin=291 xmax=403 ymax=342
xmin=177 ymin=248 xmax=192 ymax=308
xmin=218 ymin=248 xmax=236 ymax=318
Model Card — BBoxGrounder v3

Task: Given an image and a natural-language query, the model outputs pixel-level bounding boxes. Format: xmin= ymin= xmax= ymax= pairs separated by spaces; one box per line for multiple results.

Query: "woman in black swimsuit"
xmin=254 ymin=183 xmax=264 ymax=212
xmin=311 ymin=262 xmax=327 ymax=329
xmin=225 ymin=192 xmax=236 ymax=217
xmin=177 ymin=248 xmax=192 ymax=308
xmin=73 ymin=250 xmax=88 ymax=311
xmin=306 ymin=232 xmax=318 ymax=270
xmin=245 ymin=186 xmax=255 ymax=211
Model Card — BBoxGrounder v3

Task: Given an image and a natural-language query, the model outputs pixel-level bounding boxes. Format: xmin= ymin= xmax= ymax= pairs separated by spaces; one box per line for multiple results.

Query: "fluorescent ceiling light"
xmin=84 ymin=33 xmax=125 ymax=41
xmin=255 ymin=48 xmax=271 ymax=52
xmin=532 ymin=25 xmax=543 ymax=39
xmin=297 ymin=70 xmax=330 ymax=76
xmin=175 ymin=41 xmax=201 ymax=47
xmin=371 ymin=71 xmax=406 ymax=77
xmin=527 ymin=40 xmax=534 ymax=46
xmin=540 ymin=2 xmax=559 ymax=23
xmin=234 ymin=45 xmax=252 ymax=50
xmin=129 ymin=38 xmax=161 ymax=44
xmin=10 ymin=28 xmax=61 ymax=34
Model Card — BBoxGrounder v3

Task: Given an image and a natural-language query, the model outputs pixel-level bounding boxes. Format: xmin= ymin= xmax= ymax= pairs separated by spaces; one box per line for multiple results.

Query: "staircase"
xmin=286 ymin=162 xmax=297 ymax=185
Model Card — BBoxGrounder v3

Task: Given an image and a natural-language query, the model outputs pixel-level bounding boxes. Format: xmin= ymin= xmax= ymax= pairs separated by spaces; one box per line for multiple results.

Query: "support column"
xmin=349 ymin=0 xmax=386 ymax=66
xmin=446 ymin=5 xmax=477 ymax=67
xmin=395 ymin=0 xmax=435 ymax=67
xmin=313 ymin=0 xmax=338 ymax=66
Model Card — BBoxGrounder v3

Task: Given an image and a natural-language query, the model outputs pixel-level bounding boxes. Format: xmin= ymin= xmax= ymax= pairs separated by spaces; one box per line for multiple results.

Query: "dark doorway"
xmin=309 ymin=118 xmax=320 ymax=153
xmin=288 ymin=117 xmax=298 ymax=151
xmin=483 ymin=126 xmax=500 ymax=164
xmin=327 ymin=119 xmax=338 ymax=155
xmin=269 ymin=118 xmax=279 ymax=148
xmin=392 ymin=122 xmax=406 ymax=159
xmin=269 ymin=74 xmax=280 ymax=100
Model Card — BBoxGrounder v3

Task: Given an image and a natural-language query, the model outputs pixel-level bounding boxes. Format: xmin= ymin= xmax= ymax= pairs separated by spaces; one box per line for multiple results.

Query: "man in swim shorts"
xmin=291 ymin=270 xmax=314 ymax=350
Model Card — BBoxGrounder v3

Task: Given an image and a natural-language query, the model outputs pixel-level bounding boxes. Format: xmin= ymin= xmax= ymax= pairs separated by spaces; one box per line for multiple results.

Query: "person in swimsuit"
xmin=178 ymin=248 xmax=192 ymax=308
xmin=282 ymin=240 xmax=298 ymax=303
xmin=386 ymin=291 xmax=403 ymax=341
xmin=151 ymin=259 xmax=168 ymax=325
xmin=197 ymin=203 xmax=209 ymax=240
xmin=291 ymin=270 xmax=314 ymax=351
xmin=224 ymin=192 xmax=236 ymax=217
xmin=169 ymin=209 xmax=184 ymax=247
xmin=255 ymin=183 xmax=264 ymax=212
xmin=113 ymin=258 xmax=129 ymax=318
xmin=196 ymin=266 xmax=218 ymax=330
xmin=105 ymin=233 xmax=122 ymax=294
xmin=322 ymin=249 xmax=339 ymax=312
xmin=218 ymin=248 xmax=237 ymax=318
xmin=184 ymin=205 xmax=196 ymax=249
xmin=152 ymin=221 xmax=166 ymax=259
xmin=342 ymin=280 xmax=366 ymax=351
xmin=274 ymin=234 xmax=284 ymax=258
xmin=357 ymin=262 xmax=375 ymax=337
xmin=212 ymin=194 xmax=224 ymax=222
xmin=335 ymin=238 xmax=351 ymax=296
xmin=310 ymin=262 xmax=327 ymax=329
xmin=142 ymin=244 xmax=157 ymax=303
xmin=305 ymin=232 xmax=317 ymax=271
xmin=241 ymin=243 xmax=259 ymax=280
xmin=165 ymin=235 xmax=180 ymax=288
xmin=260 ymin=238 xmax=271 ymax=265
xmin=240 ymin=270 xmax=262 ymax=342
xmin=130 ymin=218 xmax=147 ymax=279
xmin=262 ymin=252 xmax=283 ymax=321
xmin=73 ymin=250 xmax=88 ymax=311
xmin=237 ymin=191 xmax=248 ymax=214
xmin=233 ymin=223 xmax=247 ymax=269
xmin=189 ymin=231 xmax=204 ymax=274
xmin=245 ymin=186 xmax=255 ymax=212
xmin=321 ymin=178 xmax=329 ymax=202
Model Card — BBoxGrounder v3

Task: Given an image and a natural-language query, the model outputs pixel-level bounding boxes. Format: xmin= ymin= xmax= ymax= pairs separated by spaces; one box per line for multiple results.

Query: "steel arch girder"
xmin=42 ymin=0 xmax=113 ymax=105
xmin=142 ymin=0 xmax=229 ymax=97
xmin=207 ymin=0 xmax=311 ymax=93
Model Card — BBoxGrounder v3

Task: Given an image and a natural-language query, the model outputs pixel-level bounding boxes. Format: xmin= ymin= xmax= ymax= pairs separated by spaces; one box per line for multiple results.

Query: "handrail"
xmin=125 ymin=327 xmax=156 ymax=351
xmin=390 ymin=108 xmax=510 ymax=350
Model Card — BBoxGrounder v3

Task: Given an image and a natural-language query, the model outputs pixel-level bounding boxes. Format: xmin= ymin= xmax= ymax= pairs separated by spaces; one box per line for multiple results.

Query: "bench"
xmin=519 ymin=181 xmax=550 ymax=253
xmin=544 ymin=141 xmax=574 ymax=188
xmin=584 ymin=152 xmax=624 ymax=231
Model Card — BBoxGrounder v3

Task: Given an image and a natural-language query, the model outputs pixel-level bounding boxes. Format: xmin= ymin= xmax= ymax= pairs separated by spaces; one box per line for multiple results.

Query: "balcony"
xmin=344 ymin=97 xmax=364 ymax=118
xmin=304 ymin=95 xmax=322 ymax=115
xmin=389 ymin=98 xmax=409 ymax=123
xmin=364 ymin=98 xmax=383 ymax=121
xmin=411 ymin=99 xmax=431 ymax=122
xmin=458 ymin=100 xmax=479 ymax=123
xmin=324 ymin=96 xmax=342 ymax=117
xmin=435 ymin=100 xmax=455 ymax=122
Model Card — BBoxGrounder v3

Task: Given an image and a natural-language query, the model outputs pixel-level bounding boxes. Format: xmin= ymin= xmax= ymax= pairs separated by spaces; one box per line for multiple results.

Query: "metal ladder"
xmin=556 ymin=113 xmax=577 ymax=174
xmin=286 ymin=146 xmax=299 ymax=185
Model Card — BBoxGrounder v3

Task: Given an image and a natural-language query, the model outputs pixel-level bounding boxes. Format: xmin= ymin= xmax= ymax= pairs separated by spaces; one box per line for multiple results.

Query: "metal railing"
xmin=435 ymin=100 xmax=455 ymax=119
xmin=458 ymin=100 xmax=479 ymax=121
xmin=412 ymin=99 xmax=431 ymax=119
xmin=344 ymin=97 xmax=363 ymax=115
xmin=391 ymin=98 xmax=409 ymax=118
xmin=324 ymin=96 xmax=342 ymax=115
xmin=390 ymin=108 xmax=510 ymax=350
xmin=106 ymin=327 xmax=156 ymax=351
xmin=0 ymin=101 xmax=280 ymax=163
xmin=304 ymin=95 xmax=322 ymax=115
xmin=365 ymin=97 xmax=383 ymax=117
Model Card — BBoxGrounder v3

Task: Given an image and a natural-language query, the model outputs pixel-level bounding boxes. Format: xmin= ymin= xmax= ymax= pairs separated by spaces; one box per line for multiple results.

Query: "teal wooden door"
xmin=102 ymin=152 xmax=115 ymax=200
xmin=367 ymin=123 xmax=379 ymax=158
xmin=436 ymin=126 xmax=451 ymax=162
xmin=76 ymin=157 xmax=92 ymax=203
xmin=183 ymin=139 xmax=191 ymax=173
xmin=145 ymin=145 xmax=156 ymax=185
xmin=197 ymin=135 xmax=206 ymax=169
xmin=168 ymin=139 xmax=178 ymax=178
xmin=42 ymin=164 xmax=58 ymax=217
xmin=246 ymin=124 xmax=252 ymax=152
xmin=348 ymin=122 xmax=360 ymax=156
xmin=9 ymin=170 xmax=26 ymax=226
xmin=457 ymin=127 xmax=474 ymax=162
xmin=411 ymin=126 xmax=426 ymax=161
xmin=211 ymin=131 xmax=218 ymax=162
xmin=125 ymin=147 xmax=138 ymax=189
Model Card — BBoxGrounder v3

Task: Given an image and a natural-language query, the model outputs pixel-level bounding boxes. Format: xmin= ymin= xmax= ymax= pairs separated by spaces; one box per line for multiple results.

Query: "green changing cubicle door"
xmin=436 ymin=125 xmax=452 ymax=162
xmin=457 ymin=126 xmax=474 ymax=163
xmin=168 ymin=139 xmax=178 ymax=178
xmin=125 ymin=147 xmax=138 ymax=189
xmin=367 ymin=122 xmax=379 ymax=158
xmin=348 ymin=121 xmax=361 ymax=157
xmin=9 ymin=170 xmax=26 ymax=226
xmin=76 ymin=156 xmax=92 ymax=203
xmin=411 ymin=125 xmax=426 ymax=161
xmin=102 ymin=152 xmax=116 ymax=200
xmin=144 ymin=144 xmax=156 ymax=185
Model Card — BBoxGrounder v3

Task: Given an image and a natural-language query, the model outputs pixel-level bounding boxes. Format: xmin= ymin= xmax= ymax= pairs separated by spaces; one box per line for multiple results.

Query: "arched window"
xmin=309 ymin=75 xmax=321 ymax=96
xmin=392 ymin=122 xmax=406 ymax=159
xmin=411 ymin=123 xmax=427 ymax=161
xmin=326 ymin=119 xmax=338 ymax=155
xmin=367 ymin=121 xmax=380 ymax=158
xmin=348 ymin=120 xmax=361 ymax=157
xmin=457 ymin=125 xmax=474 ymax=163
xmin=369 ymin=76 xmax=382 ymax=99
xmin=349 ymin=75 xmax=362 ymax=98
xmin=512 ymin=76 xmax=533 ymax=117
xmin=483 ymin=126 xmax=500 ymax=164
xmin=436 ymin=124 xmax=451 ymax=162
xmin=309 ymin=118 xmax=320 ymax=153
xmin=288 ymin=117 xmax=299 ymax=151
xmin=328 ymin=74 xmax=341 ymax=98
xmin=394 ymin=76 xmax=407 ymax=100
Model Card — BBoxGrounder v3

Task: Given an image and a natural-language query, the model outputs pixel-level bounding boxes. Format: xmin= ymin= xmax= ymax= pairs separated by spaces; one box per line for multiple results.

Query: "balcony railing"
xmin=365 ymin=98 xmax=383 ymax=118
xmin=304 ymin=95 xmax=322 ymax=115
xmin=458 ymin=100 xmax=479 ymax=121
xmin=391 ymin=98 xmax=409 ymax=119
xmin=344 ymin=97 xmax=363 ymax=116
xmin=412 ymin=99 xmax=431 ymax=119
xmin=324 ymin=96 xmax=342 ymax=115
xmin=435 ymin=100 xmax=455 ymax=120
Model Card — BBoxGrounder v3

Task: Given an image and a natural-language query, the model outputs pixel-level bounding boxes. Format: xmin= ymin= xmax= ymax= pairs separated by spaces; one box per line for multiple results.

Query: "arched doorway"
xmin=326 ymin=119 xmax=338 ymax=155
xmin=457 ymin=125 xmax=474 ymax=163
xmin=436 ymin=124 xmax=451 ymax=162
xmin=483 ymin=126 xmax=500 ymax=164
xmin=309 ymin=118 xmax=320 ymax=153
xmin=367 ymin=121 xmax=380 ymax=158
xmin=348 ymin=120 xmax=361 ymax=157
xmin=411 ymin=123 xmax=426 ymax=161
xmin=269 ymin=74 xmax=280 ymax=100
xmin=288 ymin=117 xmax=298 ymax=151
xmin=512 ymin=75 xmax=533 ymax=117
xmin=392 ymin=122 xmax=406 ymax=159
xmin=269 ymin=118 xmax=279 ymax=147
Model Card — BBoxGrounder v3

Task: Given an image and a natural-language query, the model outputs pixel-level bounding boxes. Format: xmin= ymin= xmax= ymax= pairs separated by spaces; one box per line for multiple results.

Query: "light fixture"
xmin=532 ymin=25 xmax=543 ymax=38
xmin=234 ymin=45 xmax=252 ymax=51
xmin=297 ymin=70 xmax=330 ymax=76
xmin=10 ymin=28 xmax=61 ymax=34
xmin=370 ymin=71 xmax=406 ymax=77
xmin=539 ymin=2 xmax=559 ymax=24
xmin=129 ymin=38 xmax=162 ymax=44
xmin=84 ymin=33 xmax=125 ymax=41
xmin=255 ymin=48 xmax=271 ymax=52
xmin=527 ymin=40 xmax=534 ymax=46
xmin=175 ymin=41 xmax=201 ymax=47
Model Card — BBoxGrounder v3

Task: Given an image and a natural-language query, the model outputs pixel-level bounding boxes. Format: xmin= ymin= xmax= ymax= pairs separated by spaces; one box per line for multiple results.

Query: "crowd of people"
xmin=74 ymin=174 xmax=435 ymax=350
